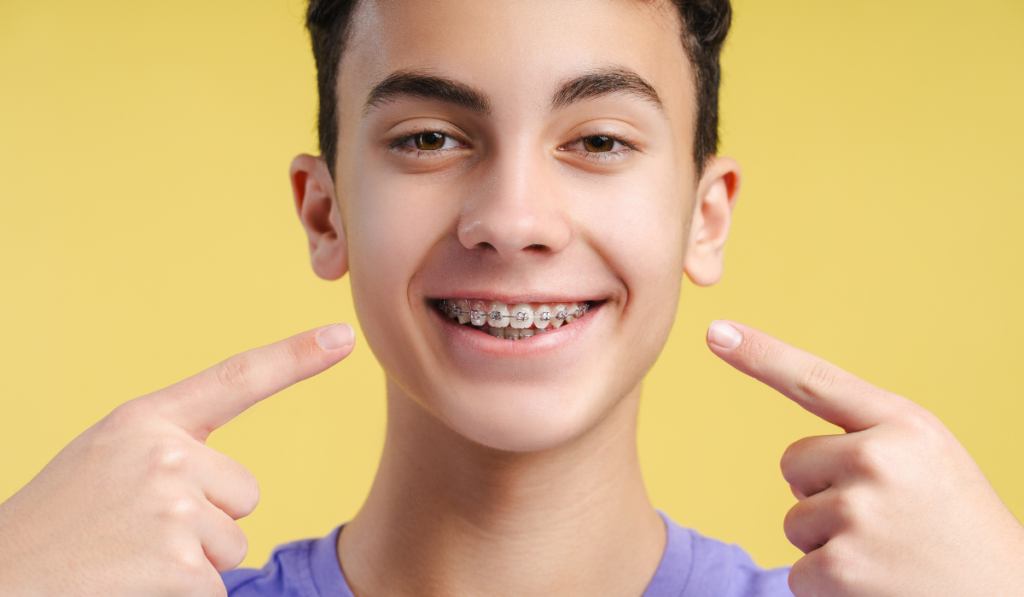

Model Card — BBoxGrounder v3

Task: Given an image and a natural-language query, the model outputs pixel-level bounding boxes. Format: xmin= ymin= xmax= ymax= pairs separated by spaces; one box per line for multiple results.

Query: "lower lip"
xmin=431 ymin=301 xmax=605 ymax=357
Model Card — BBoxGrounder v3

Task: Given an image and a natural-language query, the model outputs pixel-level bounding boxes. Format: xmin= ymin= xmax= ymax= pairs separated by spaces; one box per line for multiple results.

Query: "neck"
xmin=338 ymin=379 xmax=665 ymax=597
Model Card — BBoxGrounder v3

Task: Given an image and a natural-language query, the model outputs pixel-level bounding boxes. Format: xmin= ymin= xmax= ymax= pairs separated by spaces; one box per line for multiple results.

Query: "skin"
xmin=293 ymin=1 xmax=1024 ymax=595
xmin=0 ymin=324 xmax=357 ymax=596
xmin=291 ymin=0 xmax=737 ymax=594
xmin=707 ymin=321 xmax=1024 ymax=596
xmin=0 ymin=1 xmax=1020 ymax=596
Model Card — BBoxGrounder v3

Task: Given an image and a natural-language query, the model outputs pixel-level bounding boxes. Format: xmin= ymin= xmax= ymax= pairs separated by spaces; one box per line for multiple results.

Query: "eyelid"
xmin=558 ymin=133 xmax=641 ymax=162
xmin=563 ymin=133 xmax=640 ymax=152
xmin=385 ymin=120 xmax=471 ymax=147
xmin=396 ymin=132 xmax=462 ymax=151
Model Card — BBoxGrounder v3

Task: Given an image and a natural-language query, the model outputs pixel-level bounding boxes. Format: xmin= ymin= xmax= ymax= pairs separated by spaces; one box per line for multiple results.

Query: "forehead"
xmin=338 ymin=0 xmax=692 ymax=122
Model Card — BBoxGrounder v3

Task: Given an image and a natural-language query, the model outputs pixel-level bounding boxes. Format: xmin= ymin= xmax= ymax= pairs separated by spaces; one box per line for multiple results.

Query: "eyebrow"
xmin=364 ymin=70 xmax=492 ymax=115
xmin=362 ymin=66 xmax=662 ymax=116
xmin=551 ymin=68 xmax=663 ymax=111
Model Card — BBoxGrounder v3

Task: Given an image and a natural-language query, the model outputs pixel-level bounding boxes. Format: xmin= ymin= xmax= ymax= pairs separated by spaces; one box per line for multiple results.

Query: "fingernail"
xmin=316 ymin=323 xmax=355 ymax=351
xmin=707 ymin=320 xmax=742 ymax=349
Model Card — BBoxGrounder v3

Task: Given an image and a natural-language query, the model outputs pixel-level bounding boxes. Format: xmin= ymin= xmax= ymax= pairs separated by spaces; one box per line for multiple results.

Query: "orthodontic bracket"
xmin=437 ymin=300 xmax=591 ymax=325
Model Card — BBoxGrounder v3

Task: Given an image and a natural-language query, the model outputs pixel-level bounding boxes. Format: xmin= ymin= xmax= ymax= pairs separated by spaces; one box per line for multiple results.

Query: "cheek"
xmin=577 ymin=158 xmax=689 ymax=372
xmin=577 ymin=158 xmax=689 ymax=297
xmin=344 ymin=157 xmax=444 ymax=349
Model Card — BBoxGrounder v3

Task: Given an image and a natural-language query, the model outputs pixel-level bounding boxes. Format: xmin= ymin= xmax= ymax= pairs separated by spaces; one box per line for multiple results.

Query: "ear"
xmin=683 ymin=156 xmax=742 ymax=286
xmin=290 ymin=154 xmax=348 ymax=280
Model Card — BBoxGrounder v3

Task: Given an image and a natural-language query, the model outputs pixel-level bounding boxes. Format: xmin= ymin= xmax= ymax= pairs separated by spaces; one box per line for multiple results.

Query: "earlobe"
xmin=683 ymin=156 xmax=741 ymax=287
xmin=289 ymin=154 xmax=349 ymax=281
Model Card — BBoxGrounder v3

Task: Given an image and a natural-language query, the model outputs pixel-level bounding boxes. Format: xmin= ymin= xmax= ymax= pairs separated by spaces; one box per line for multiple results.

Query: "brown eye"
xmin=582 ymin=135 xmax=615 ymax=152
xmin=415 ymin=132 xmax=446 ymax=150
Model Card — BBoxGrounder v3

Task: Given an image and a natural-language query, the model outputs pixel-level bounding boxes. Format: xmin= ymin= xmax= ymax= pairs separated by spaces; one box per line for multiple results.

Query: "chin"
xmin=367 ymin=287 xmax=670 ymax=454
xmin=428 ymin=377 xmax=623 ymax=453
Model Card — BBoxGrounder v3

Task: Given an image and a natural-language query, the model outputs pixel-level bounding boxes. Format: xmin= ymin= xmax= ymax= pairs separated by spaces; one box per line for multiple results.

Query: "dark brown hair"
xmin=306 ymin=0 xmax=732 ymax=177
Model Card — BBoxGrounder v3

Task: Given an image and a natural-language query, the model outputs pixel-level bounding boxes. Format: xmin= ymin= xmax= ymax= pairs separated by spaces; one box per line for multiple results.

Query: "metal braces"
xmin=437 ymin=300 xmax=590 ymax=325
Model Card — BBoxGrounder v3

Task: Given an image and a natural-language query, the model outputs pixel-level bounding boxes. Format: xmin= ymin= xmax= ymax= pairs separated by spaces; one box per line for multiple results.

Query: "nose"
xmin=457 ymin=150 xmax=571 ymax=259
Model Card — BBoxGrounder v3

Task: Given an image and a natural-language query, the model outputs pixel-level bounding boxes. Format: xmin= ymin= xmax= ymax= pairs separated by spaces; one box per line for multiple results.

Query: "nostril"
xmin=525 ymin=244 xmax=546 ymax=252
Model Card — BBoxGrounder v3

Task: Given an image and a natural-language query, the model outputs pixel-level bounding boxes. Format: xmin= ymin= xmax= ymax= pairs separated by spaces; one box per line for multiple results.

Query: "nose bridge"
xmin=457 ymin=141 xmax=570 ymax=258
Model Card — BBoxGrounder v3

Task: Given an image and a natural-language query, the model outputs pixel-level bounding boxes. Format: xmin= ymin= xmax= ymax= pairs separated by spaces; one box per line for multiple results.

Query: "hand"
xmin=0 ymin=323 xmax=355 ymax=597
xmin=706 ymin=320 xmax=1024 ymax=597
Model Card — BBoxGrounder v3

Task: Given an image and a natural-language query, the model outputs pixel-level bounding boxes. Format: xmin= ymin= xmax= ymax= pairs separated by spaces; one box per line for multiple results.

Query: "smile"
xmin=437 ymin=299 xmax=592 ymax=340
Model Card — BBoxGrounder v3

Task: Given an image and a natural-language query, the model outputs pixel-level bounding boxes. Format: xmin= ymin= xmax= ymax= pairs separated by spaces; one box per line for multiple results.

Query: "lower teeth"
xmin=484 ymin=326 xmax=542 ymax=340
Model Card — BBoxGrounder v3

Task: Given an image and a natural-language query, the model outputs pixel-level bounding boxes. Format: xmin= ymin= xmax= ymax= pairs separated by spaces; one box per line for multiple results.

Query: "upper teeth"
xmin=438 ymin=299 xmax=590 ymax=334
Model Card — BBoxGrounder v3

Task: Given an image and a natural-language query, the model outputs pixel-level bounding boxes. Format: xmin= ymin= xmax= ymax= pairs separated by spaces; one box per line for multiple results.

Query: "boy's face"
xmin=294 ymin=0 xmax=739 ymax=451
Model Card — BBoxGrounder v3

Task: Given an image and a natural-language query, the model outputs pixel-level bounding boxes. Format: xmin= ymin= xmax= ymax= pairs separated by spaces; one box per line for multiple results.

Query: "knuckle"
xmin=789 ymin=548 xmax=860 ymax=597
xmin=210 ymin=579 xmax=230 ymax=597
xmin=215 ymin=355 xmax=256 ymax=392
xmin=783 ymin=500 xmax=821 ymax=555
xmin=225 ymin=465 xmax=261 ymax=518
xmin=779 ymin=444 xmax=796 ymax=477
xmin=102 ymin=400 xmax=151 ymax=433
xmin=828 ymin=490 xmax=858 ymax=527
xmin=148 ymin=437 xmax=192 ymax=474
xmin=240 ymin=471 xmax=261 ymax=515
xmin=782 ymin=502 xmax=804 ymax=540
xmin=796 ymin=360 xmax=839 ymax=400
xmin=166 ymin=544 xmax=209 ymax=587
xmin=788 ymin=554 xmax=815 ymax=597
xmin=227 ymin=523 xmax=250 ymax=568
xmin=158 ymin=537 xmax=223 ymax=595
xmin=902 ymin=405 xmax=944 ymax=439
xmin=209 ymin=521 xmax=249 ymax=572
xmin=817 ymin=542 xmax=861 ymax=596
xmin=160 ymin=494 xmax=201 ymax=525
xmin=845 ymin=437 xmax=888 ymax=478
xmin=779 ymin=437 xmax=809 ymax=480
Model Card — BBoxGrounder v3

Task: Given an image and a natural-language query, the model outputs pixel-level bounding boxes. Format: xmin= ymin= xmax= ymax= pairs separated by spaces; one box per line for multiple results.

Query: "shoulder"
xmin=650 ymin=513 xmax=794 ymax=597
xmin=221 ymin=526 xmax=349 ymax=597
xmin=686 ymin=530 xmax=793 ymax=597
xmin=221 ymin=537 xmax=319 ymax=597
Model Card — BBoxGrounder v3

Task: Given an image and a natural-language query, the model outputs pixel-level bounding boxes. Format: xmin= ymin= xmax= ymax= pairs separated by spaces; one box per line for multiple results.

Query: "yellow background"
xmin=1 ymin=0 xmax=1022 ymax=570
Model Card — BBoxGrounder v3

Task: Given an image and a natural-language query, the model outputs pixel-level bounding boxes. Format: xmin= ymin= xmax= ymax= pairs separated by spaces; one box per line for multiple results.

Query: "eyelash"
xmin=388 ymin=131 xmax=466 ymax=158
xmin=388 ymin=130 xmax=640 ymax=161
xmin=559 ymin=134 xmax=639 ymax=161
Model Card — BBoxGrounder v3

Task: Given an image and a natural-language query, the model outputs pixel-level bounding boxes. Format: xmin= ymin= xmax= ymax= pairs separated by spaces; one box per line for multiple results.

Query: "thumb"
xmin=706 ymin=320 xmax=898 ymax=432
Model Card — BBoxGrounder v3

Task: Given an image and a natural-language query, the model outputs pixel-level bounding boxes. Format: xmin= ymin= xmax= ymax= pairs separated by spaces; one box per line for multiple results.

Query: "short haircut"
xmin=305 ymin=0 xmax=732 ymax=178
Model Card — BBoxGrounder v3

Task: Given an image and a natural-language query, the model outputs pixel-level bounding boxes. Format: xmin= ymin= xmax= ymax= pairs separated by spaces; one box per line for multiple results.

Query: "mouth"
xmin=433 ymin=298 xmax=597 ymax=340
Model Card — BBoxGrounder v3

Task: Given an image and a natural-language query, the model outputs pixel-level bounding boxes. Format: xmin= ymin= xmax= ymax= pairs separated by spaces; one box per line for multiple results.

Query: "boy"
xmin=0 ymin=1 xmax=1021 ymax=596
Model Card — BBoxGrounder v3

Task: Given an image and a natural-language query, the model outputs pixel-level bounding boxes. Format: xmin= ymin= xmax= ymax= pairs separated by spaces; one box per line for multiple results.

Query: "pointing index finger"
xmin=145 ymin=323 xmax=355 ymax=441
xmin=706 ymin=320 xmax=898 ymax=432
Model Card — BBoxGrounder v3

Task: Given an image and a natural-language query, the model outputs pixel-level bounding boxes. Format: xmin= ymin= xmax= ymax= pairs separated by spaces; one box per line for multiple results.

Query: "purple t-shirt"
xmin=222 ymin=511 xmax=793 ymax=597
